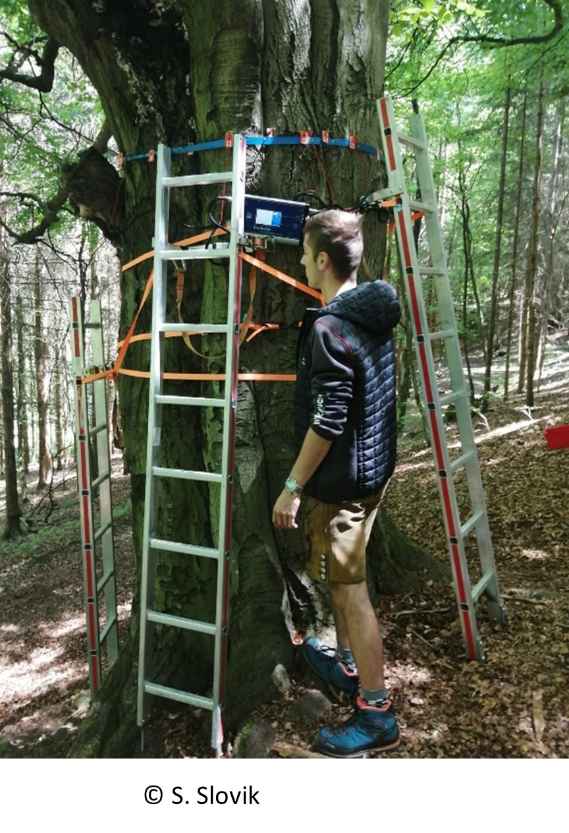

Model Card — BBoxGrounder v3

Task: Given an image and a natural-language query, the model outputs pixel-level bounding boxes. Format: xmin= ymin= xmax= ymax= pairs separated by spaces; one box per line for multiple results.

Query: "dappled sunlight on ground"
xmin=520 ymin=548 xmax=551 ymax=561
xmin=0 ymin=458 xmax=135 ymax=751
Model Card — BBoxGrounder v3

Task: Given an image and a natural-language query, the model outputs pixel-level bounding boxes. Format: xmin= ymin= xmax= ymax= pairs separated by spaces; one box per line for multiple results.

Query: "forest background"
xmin=0 ymin=0 xmax=568 ymax=761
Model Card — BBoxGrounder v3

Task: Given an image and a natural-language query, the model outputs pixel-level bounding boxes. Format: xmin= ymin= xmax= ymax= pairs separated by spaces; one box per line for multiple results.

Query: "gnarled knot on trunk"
xmin=62 ymin=148 xmax=124 ymax=242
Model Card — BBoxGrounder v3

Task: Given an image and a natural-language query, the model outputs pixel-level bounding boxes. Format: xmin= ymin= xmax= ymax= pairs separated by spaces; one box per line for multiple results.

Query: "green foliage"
xmin=0 ymin=15 xmax=105 ymax=241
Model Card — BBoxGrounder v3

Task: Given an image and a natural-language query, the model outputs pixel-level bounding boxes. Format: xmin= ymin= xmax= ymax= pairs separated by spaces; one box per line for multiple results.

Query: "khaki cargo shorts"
xmin=302 ymin=489 xmax=385 ymax=585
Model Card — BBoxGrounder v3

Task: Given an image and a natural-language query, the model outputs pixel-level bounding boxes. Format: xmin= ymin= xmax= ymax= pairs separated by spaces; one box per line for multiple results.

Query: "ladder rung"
xmin=158 ymin=245 xmax=230 ymax=261
xmin=152 ymin=466 xmax=223 ymax=484
xmin=97 ymin=568 xmax=114 ymax=594
xmin=84 ymin=322 xmax=102 ymax=330
xmin=99 ymin=613 xmax=118 ymax=644
xmin=150 ymin=537 xmax=220 ymax=559
xmin=94 ymin=520 xmax=112 ymax=542
xmin=410 ymin=199 xmax=435 ymax=213
xmin=162 ymin=172 xmax=232 ymax=188
xmin=471 ymin=570 xmax=495 ymax=604
xmin=449 ymin=449 xmax=476 ymax=474
xmin=146 ymin=609 xmax=216 ymax=635
xmin=440 ymin=389 xmax=466 ymax=407
xmin=155 ymin=395 xmax=225 ymax=408
xmin=460 ymin=509 xmax=484 ymax=540
xmin=159 ymin=323 xmax=229 ymax=335
xmin=429 ymin=329 xmax=455 ymax=341
xmin=144 ymin=681 xmax=214 ymax=711
xmin=397 ymin=131 xmax=426 ymax=150
xmin=92 ymin=470 xmax=110 ymax=490
xmin=420 ymin=267 xmax=446 ymax=276
xmin=91 ymin=421 xmax=108 ymax=436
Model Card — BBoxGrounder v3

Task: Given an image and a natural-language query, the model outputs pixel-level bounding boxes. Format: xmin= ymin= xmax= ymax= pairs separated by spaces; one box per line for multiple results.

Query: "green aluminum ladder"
xmin=137 ymin=135 xmax=247 ymax=754
xmin=70 ymin=297 xmax=119 ymax=692
xmin=376 ymin=95 xmax=506 ymax=660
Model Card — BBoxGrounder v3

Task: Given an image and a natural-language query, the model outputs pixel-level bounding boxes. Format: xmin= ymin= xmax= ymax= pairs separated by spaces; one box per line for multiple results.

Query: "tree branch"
xmin=0 ymin=37 xmax=60 ymax=92
xmin=458 ymin=0 xmax=564 ymax=49
xmin=0 ymin=184 xmax=70 ymax=244
xmin=402 ymin=0 xmax=565 ymax=96
xmin=93 ymin=121 xmax=113 ymax=154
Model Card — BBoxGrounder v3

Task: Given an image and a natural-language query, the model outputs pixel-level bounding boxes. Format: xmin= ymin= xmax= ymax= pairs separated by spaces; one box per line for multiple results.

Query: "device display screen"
xmin=255 ymin=209 xmax=282 ymax=228
xmin=244 ymin=195 xmax=308 ymax=243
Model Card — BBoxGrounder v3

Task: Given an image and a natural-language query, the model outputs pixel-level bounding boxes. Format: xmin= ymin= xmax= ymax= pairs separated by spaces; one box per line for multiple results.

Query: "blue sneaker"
xmin=315 ymin=696 xmax=400 ymax=757
xmin=301 ymin=638 xmax=359 ymax=703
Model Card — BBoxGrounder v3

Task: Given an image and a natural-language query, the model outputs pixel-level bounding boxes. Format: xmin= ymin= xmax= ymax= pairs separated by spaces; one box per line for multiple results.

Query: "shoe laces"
xmin=316 ymin=644 xmax=338 ymax=657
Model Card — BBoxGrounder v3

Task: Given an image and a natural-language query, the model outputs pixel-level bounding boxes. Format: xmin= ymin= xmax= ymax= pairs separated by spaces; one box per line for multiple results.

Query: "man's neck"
xmin=321 ymin=271 xmax=358 ymax=304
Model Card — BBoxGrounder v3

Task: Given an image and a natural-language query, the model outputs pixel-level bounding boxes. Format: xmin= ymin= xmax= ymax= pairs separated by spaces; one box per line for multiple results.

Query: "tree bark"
xmin=504 ymin=90 xmax=527 ymax=401
xmin=483 ymin=86 xmax=511 ymax=397
xmin=26 ymin=0 xmax=434 ymax=753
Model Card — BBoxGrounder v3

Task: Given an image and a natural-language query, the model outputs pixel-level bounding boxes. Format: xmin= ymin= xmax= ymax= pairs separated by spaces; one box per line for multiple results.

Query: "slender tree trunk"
xmin=53 ymin=354 xmax=64 ymax=471
xmin=33 ymin=252 xmax=51 ymax=488
xmin=504 ymin=90 xmax=527 ymax=400
xmin=394 ymin=241 xmax=413 ymax=431
xmin=458 ymin=169 xmax=476 ymax=399
xmin=525 ymin=78 xmax=545 ymax=407
xmin=15 ymin=294 xmax=30 ymax=473
xmin=538 ymin=97 xmax=566 ymax=389
xmin=484 ymin=86 xmax=511 ymax=396
xmin=1 ymin=257 xmax=23 ymax=538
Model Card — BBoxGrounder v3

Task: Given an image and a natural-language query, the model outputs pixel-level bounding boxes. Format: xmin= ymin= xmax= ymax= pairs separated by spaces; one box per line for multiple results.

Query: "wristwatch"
xmin=284 ymin=477 xmax=303 ymax=496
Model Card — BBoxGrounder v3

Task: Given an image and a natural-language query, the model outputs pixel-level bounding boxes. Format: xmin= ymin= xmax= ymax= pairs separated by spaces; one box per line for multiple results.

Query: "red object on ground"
xmin=544 ymin=424 xmax=569 ymax=450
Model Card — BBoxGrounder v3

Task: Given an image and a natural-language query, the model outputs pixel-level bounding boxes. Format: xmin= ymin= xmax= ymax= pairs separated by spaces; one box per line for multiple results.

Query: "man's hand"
xmin=272 ymin=489 xmax=301 ymax=529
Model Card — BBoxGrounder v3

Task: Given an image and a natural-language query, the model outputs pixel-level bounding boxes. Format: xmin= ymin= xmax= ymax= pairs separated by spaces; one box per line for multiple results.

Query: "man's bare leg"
xmin=332 ymin=605 xmax=351 ymax=654
xmin=330 ymin=581 xmax=385 ymax=690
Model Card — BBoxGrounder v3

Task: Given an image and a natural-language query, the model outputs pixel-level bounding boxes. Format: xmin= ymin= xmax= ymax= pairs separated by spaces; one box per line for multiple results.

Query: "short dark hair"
xmin=304 ymin=209 xmax=363 ymax=278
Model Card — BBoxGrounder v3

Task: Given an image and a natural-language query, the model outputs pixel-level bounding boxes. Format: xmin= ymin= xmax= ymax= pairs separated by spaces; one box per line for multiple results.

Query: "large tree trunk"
xmin=28 ymin=0 xmax=436 ymax=754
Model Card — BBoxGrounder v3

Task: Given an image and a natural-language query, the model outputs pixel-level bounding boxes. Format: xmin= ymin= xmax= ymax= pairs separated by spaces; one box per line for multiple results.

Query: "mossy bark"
xmin=28 ymin=0 xmax=436 ymax=754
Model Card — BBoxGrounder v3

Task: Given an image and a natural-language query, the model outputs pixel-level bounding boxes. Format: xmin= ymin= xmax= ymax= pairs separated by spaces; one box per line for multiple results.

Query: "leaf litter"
xmin=0 ymin=351 xmax=568 ymax=758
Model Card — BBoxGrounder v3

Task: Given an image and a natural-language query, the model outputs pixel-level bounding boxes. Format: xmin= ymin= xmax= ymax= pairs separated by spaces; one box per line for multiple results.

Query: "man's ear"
xmin=317 ymin=251 xmax=328 ymax=270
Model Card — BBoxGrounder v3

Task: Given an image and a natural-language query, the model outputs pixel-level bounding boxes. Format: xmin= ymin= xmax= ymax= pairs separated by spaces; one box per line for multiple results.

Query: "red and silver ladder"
xmin=70 ymin=297 xmax=119 ymax=692
xmin=376 ymin=95 xmax=506 ymax=660
xmin=137 ymin=135 xmax=247 ymax=754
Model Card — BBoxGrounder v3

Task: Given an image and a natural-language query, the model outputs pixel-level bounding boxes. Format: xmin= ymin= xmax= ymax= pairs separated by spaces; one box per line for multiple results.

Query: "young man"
xmin=272 ymin=209 xmax=401 ymax=757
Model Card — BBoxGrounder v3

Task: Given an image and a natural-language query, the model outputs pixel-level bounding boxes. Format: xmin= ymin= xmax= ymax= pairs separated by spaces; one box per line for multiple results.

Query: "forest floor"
xmin=0 ymin=337 xmax=568 ymax=758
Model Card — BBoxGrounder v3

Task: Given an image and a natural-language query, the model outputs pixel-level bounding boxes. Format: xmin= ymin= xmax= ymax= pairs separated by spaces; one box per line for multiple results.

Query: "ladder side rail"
xmin=211 ymin=134 xmax=247 ymax=752
xmin=378 ymin=96 xmax=482 ymax=659
xmin=410 ymin=109 xmax=504 ymax=618
xmin=70 ymin=297 xmax=102 ymax=692
xmin=377 ymin=97 xmax=407 ymax=196
xmin=392 ymin=196 xmax=483 ymax=661
xmin=137 ymin=143 xmax=172 ymax=727
xmin=90 ymin=300 xmax=119 ymax=665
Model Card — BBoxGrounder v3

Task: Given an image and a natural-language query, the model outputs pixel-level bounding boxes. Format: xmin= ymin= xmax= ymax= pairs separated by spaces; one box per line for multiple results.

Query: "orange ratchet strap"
xmin=81 ymin=231 xmax=316 ymax=386
xmin=239 ymin=252 xmax=323 ymax=304
xmin=118 ymin=369 xmax=296 ymax=382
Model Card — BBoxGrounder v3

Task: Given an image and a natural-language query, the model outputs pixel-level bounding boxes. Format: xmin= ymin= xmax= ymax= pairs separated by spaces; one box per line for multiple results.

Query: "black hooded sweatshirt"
xmin=295 ymin=279 xmax=401 ymax=503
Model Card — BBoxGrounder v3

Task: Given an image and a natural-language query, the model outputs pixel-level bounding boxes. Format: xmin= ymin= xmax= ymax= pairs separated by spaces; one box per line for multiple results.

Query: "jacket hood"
xmin=317 ymin=279 xmax=401 ymax=335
